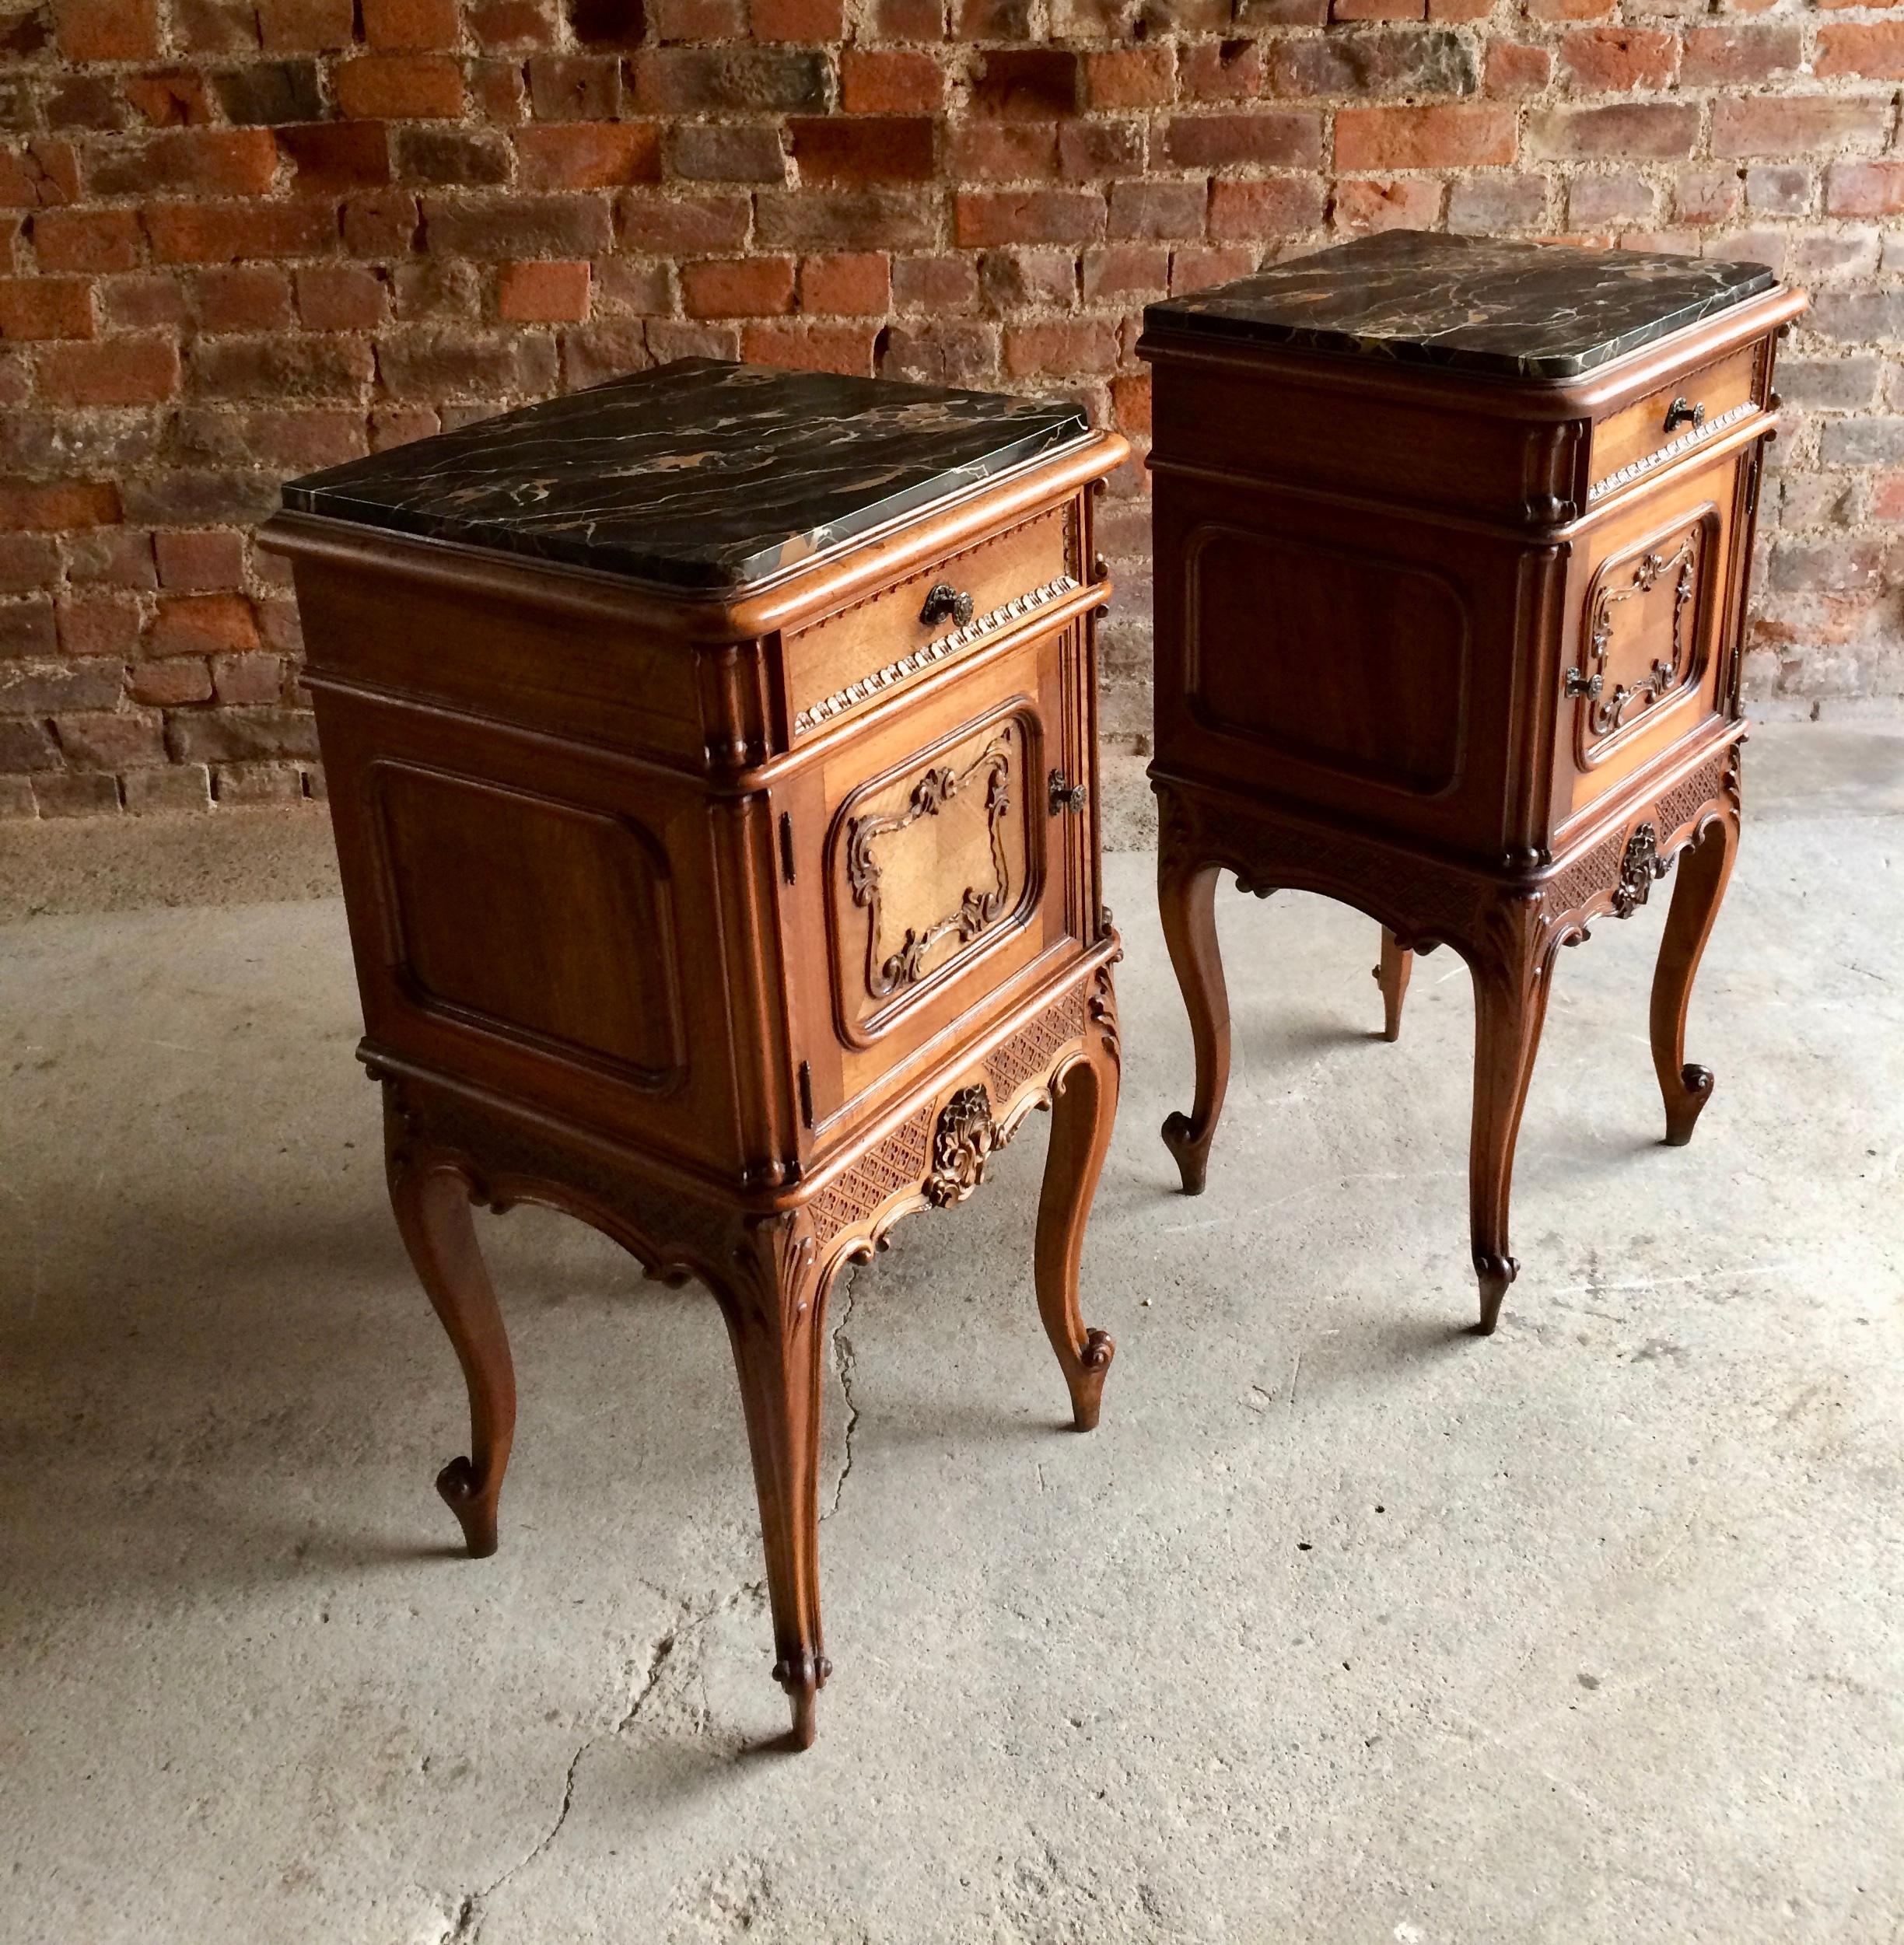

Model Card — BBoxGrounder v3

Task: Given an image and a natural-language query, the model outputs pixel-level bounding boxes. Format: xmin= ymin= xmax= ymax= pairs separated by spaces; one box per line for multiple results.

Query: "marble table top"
xmin=1143 ymin=231 xmax=1778 ymax=381
xmin=282 ymin=359 xmax=1091 ymax=593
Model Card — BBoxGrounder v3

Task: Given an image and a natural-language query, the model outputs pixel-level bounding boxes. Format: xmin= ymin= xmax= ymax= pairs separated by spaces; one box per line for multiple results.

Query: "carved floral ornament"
xmin=845 ymin=729 xmax=1015 ymax=1001
xmin=925 ymin=1083 xmax=1000 ymax=1207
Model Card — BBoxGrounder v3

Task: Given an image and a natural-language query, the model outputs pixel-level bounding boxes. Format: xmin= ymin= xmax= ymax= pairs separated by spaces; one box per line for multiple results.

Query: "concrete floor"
xmin=2 ymin=723 xmax=1900 ymax=1944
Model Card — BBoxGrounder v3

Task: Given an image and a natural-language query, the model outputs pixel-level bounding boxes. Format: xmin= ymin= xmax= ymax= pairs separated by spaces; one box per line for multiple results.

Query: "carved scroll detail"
xmin=846 ymin=731 xmax=1014 ymax=1000
xmin=925 ymin=1084 xmax=1000 ymax=1207
xmin=1581 ymin=528 xmax=1700 ymax=743
xmin=1612 ymin=820 xmax=1669 ymax=918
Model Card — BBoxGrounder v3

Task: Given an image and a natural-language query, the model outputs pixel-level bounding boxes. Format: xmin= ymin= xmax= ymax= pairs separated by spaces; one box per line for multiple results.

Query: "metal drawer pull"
xmin=1563 ymin=666 xmax=1604 ymax=700
xmin=1663 ymin=396 xmax=1705 ymax=433
xmin=920 ymin=582 xmax=975 ymax=628
xmin=1048 ymin=768 xmax=1087 ymax=816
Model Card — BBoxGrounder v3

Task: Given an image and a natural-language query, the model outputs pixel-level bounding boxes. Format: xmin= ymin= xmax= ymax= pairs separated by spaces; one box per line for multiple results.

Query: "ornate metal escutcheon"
xmin=1612 ymin=820 xmax=1670 ymax=918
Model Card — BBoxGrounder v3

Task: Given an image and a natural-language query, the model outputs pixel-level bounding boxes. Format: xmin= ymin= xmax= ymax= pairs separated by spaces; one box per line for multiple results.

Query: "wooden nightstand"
xmin=262 ymin=359 xmax=1129 ymax=1746
xmin=1137 ymin=233 xmax=1804 ymax=1333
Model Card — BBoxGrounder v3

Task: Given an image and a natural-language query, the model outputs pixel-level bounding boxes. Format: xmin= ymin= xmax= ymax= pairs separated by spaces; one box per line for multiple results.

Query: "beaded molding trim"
xmin=1587 ymin=400 xmax=1757 ymax=505
xmin=793 ymin=574 xmax=1082 ymax=735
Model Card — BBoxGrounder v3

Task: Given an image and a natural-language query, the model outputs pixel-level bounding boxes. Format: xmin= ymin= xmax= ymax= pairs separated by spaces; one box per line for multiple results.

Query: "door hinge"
xmin=1048 ymin=768 xmax=1087 ymax=816
xmin=778 ymin=810 xmax=796 ymax=885
xmin=798 ymin=1060 xmax=814 ymax=1130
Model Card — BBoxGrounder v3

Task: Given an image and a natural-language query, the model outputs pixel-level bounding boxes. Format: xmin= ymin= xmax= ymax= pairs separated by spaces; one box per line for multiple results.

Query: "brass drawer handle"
xmin=920 ymin=582 xmax=975 ymax=628
xmin=1663 ymin=396 xmax=1705 ymax=434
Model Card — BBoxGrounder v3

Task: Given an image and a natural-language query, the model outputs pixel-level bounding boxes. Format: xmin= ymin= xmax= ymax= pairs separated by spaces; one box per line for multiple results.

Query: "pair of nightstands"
xmin=267 ymin=232 xmax=1798 ymax=1746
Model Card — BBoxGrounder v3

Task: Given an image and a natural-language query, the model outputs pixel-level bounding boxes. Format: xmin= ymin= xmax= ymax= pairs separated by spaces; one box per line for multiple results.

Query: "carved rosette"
xmin=924 ymin=1083 xmax=1000 ymax=1206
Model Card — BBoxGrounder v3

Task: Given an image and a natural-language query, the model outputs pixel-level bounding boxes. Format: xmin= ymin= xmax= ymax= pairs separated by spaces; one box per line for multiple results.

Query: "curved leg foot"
xmin=1466 ymin=901 xmax=1556 ymax=1336
xmin=713 ymin=1216 xmax=838 ymax=1751
xmin=1157 ymin=855 xmax=1229 ymax=1196
xmin=386 ymin=1102 xmax=516 ymax=1558
xmin=1650 ymin=797 xmax=1740 ymax=1148
xmin=1374 ymin=928 xmax=1412 ymax=1043
xmin=1035 ymin=1001 xmax=1121 ymax=1432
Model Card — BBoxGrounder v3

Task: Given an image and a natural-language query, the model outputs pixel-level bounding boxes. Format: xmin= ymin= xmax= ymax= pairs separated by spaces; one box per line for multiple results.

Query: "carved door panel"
xmin=783 ymin=624 xmax=1081 ymax=1139
xmin=1554 ymin=448 xmax=1741 ymax=832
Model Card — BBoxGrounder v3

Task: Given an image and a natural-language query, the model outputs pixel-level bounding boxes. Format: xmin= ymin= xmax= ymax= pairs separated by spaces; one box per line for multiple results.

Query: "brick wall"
xmin=1 ymin=0 xmax=1899 ymax=818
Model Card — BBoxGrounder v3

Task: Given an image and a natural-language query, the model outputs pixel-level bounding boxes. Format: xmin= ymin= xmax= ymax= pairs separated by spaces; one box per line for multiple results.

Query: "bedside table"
xmin=262 ymin=359 xmax=1129 ymax=1746
xmin=1137 ymin=233 xmax=1804 ymax=1333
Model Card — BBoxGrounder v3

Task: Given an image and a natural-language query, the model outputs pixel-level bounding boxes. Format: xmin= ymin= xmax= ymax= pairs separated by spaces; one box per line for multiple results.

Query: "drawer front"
xmin=784 ymin=622 xmax=1089 ymax=1137
xmin=784 ymin=504 xmax=1076 ymax=738
xmin=1588 ymin=345 xmax=1759 ymax=506
xmin=1556 ymin=450 xmax=1744 ymax=830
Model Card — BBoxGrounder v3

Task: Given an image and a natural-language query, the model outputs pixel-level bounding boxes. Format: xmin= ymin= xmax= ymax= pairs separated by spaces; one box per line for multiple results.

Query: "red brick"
xmin=35 ymin=337 xmax=178 ymax=405
xmin=56 ymin=708 xmax=166 ymax=768
xmin=0 ymin=278 xmax=93 ymax=341
xmin=193 ymin=265 xmax=293 ymax=331
xmin=873 ymin=0 xmax=941 ymax=35
xmin=86 ymin=131 xmax=280 ymax=199
xmin=1061 ymin=120 xmax=1145 ymax=181
xmin=334 ymin=57 xmax=466 ymax=120
xmin=1084 ymin=49 xmax=1175 ymax=110
xmin=668 ymin=125 xmax=786 ymax=183
xmin=0 ymin=478 xmax=121 ymax=530
xmin=99 ymin=275 xmax=190 ymax=330
xmin=167 ymin=705 xmax=317 ymax=761
xmin=1335 ymin=105 xmax=1514 ymax=171
xmin=277 ymin=123 xmax=394 ymax=191
xmin=1522 ymin=0 xmax=1611 ymax=16
xmin=798 ymin=252 xmax=890 ymax=314
xmin=341 ymin=191 xmax=421 ymax=255
xmin=1179 ymin=39 xmax=1264 ymax=100
xmin=296 ymin=264 xmax=388 ymax=329
xmin=754 ymin=188 xmax=934 ymax=249
xmin=65 ymin=526 xmax=152 ymax=582
xmin=1332 ymin=0 xmax=1423 ymax=17
xmin=123 ymin=757 xmax=212 ymax=803
xmin=682 ymin=255 xmax=796 ymax=317
xmin=34 ymin=771 xmax=122 ymax=815
xmin=1483 ymin=41 xmax=1551 ymax=94
xmin=632 ymin=47 xmax=829 ymax=114
xmin=527 ymin=54 xmax=622 ymax=119
xmin=789 ymin=117 xmax=935 ymax=184
xmin=469 ymin=0 xmax=557 ymax=48
xmin=190 ymin=334 xmax=375 ymax=398
xmin=1527 ymin=104 xmax=1699 ymax=160
xmin=1108 ymin=179 xmax=1206 ymax=240
xmin=362 ymin=0 xmax=461 ymax=48
xmin=0 ymin=535 xmax=60 ymax=593
xmin=1163 ymin=112 xmax=1322 ymax=170
xmin=33 ymin=208 xmax=142 ymax=272
xmin=496 ymin=258 xmax=590 ymax=320
xmin=971 ymin=51 xmax=1080 ymax=119
xmin=616 ymin=191 xmax=751 ymax=254
xmin=57 ymin=0 xmax=159 ymax=60
xmin=945 ymin=123 xmax=1059 ymax=184
xmin=1674 ymin=170 xmax=1741 ymax=227
xmin=955 ymin=191 xmax=1106 ymax=250
xmin=146 ymin=592 xmax=258 ymax=656
xmin=144 ymin=201 xmax=336 ymax=262
xmin=515 ymin=124 xmax=663 ymax=187
xmin=256 ymin=0 xmax=354 ymax=47
xmin=751 ymin=0 xmax=845 ymax=37
xmin=1558 ymin=29 xmax=1678 ymax=91
xmin=155 ymin=528 xmax=245 ymax=589
xmin=1167 ymin=243 xmax=1255 ymax=294
xmin=1003 ymin=318 xmax=1117 ymax=378
xmin=58 ymin=594 xmax=143 ymax=656
xmin=0 ymin=142 xmax=82 ymax=210
xmin=0 ymin=598 xmax=58 ymax=658
xmin=1207 ymin=176 xmax=1327 ymax=237
xmin=467 ymin=58 xmax=529 ymax=121
xmin=653 ymin=0 xmax=743 ymax=35
xmin=1680 ymin=25 xmax=1803 ymax=87
xmin=1711 ymin=97 xmax=1894 ymax=158
xmin=210 ymin=652 xmax=285 ymax=703
xmin=1825 ymin=162 xmax=1904 ymax=219
xmin=124 ymin=72 xmax=218 ymax=128
xmin=891 ymin=253 xmax=977 ymax=312
xmin=1333 ymin=176 xmax=1443 ymax=232
xmin=423 ymin=193 xmax=612 ymax=256
xmin=840 ymin=51 xmax=945 ymax=113
xmin=1816 ymin=25 xmax=1904 ymax=79
xmin=1082 ymin=243 xmax=1168 ymax=301
xmin=740 ymin=320 xmax=879 ymax=374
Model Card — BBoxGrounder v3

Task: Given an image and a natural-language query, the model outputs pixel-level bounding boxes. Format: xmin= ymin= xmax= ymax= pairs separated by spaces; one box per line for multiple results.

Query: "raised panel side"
xmin=1184 ymin=523 xmax=1471 ymax=799
xmin=373 ymin=761 xmax=688 ymax=1090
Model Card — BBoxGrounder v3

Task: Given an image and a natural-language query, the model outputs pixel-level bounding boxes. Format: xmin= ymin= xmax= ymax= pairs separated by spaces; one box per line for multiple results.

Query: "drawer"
xmin=784 ymin=504 xmax=1076 ymax=737
xmin=1556 ymin=449 xmax=1744 ymax=830
xmin=1587 ymin=345 xmax=1759 ymax=506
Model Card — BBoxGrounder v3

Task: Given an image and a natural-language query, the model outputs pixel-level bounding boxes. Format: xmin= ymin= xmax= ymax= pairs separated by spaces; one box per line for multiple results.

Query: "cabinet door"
xmin=782 ymin=620 xmax=1090 ymax=1140
xmin=1553 ymin=443 xmax=1748 ymax=834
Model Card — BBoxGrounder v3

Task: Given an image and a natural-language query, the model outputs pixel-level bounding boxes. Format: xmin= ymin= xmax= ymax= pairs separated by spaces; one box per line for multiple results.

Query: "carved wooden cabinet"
xmin=261 ymin=360 xmax=1128 ymax=1746
xmin=1137 ymin=232 xmax=1804 ymax=1331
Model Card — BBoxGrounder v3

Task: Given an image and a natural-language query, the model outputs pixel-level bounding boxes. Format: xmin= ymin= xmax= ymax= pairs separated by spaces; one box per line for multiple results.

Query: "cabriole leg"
xmin=1650 ymin=805 xmax=1741 ymax=1147
xmin=1033 ymin=985 xmax=1121 ymax=1431
xmin=1158 ymin=853 xmax=1230 ymax=1196
xmin=712 ymin=1217 xmax=835 ymax=1750
xmin=1374 ymin=927 xmax=1412 ymax=1042
xmin=1465 ymin=906 xmax=1556 ymax=1336
xmin=385 ymin=1106 xmax=516 ymax=1559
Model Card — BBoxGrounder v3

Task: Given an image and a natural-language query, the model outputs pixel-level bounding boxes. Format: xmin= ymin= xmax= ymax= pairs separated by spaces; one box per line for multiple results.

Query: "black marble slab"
xmin=282 ymin=359 xmax=1091 ymax=593
xmin=1143 ymin=231 xmax=1777 ymax=381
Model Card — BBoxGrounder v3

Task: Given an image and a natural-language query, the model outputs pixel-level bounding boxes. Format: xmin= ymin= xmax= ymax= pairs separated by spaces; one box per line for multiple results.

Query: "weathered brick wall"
xmin=1 ymin=0 xmax=1899 ymax=817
